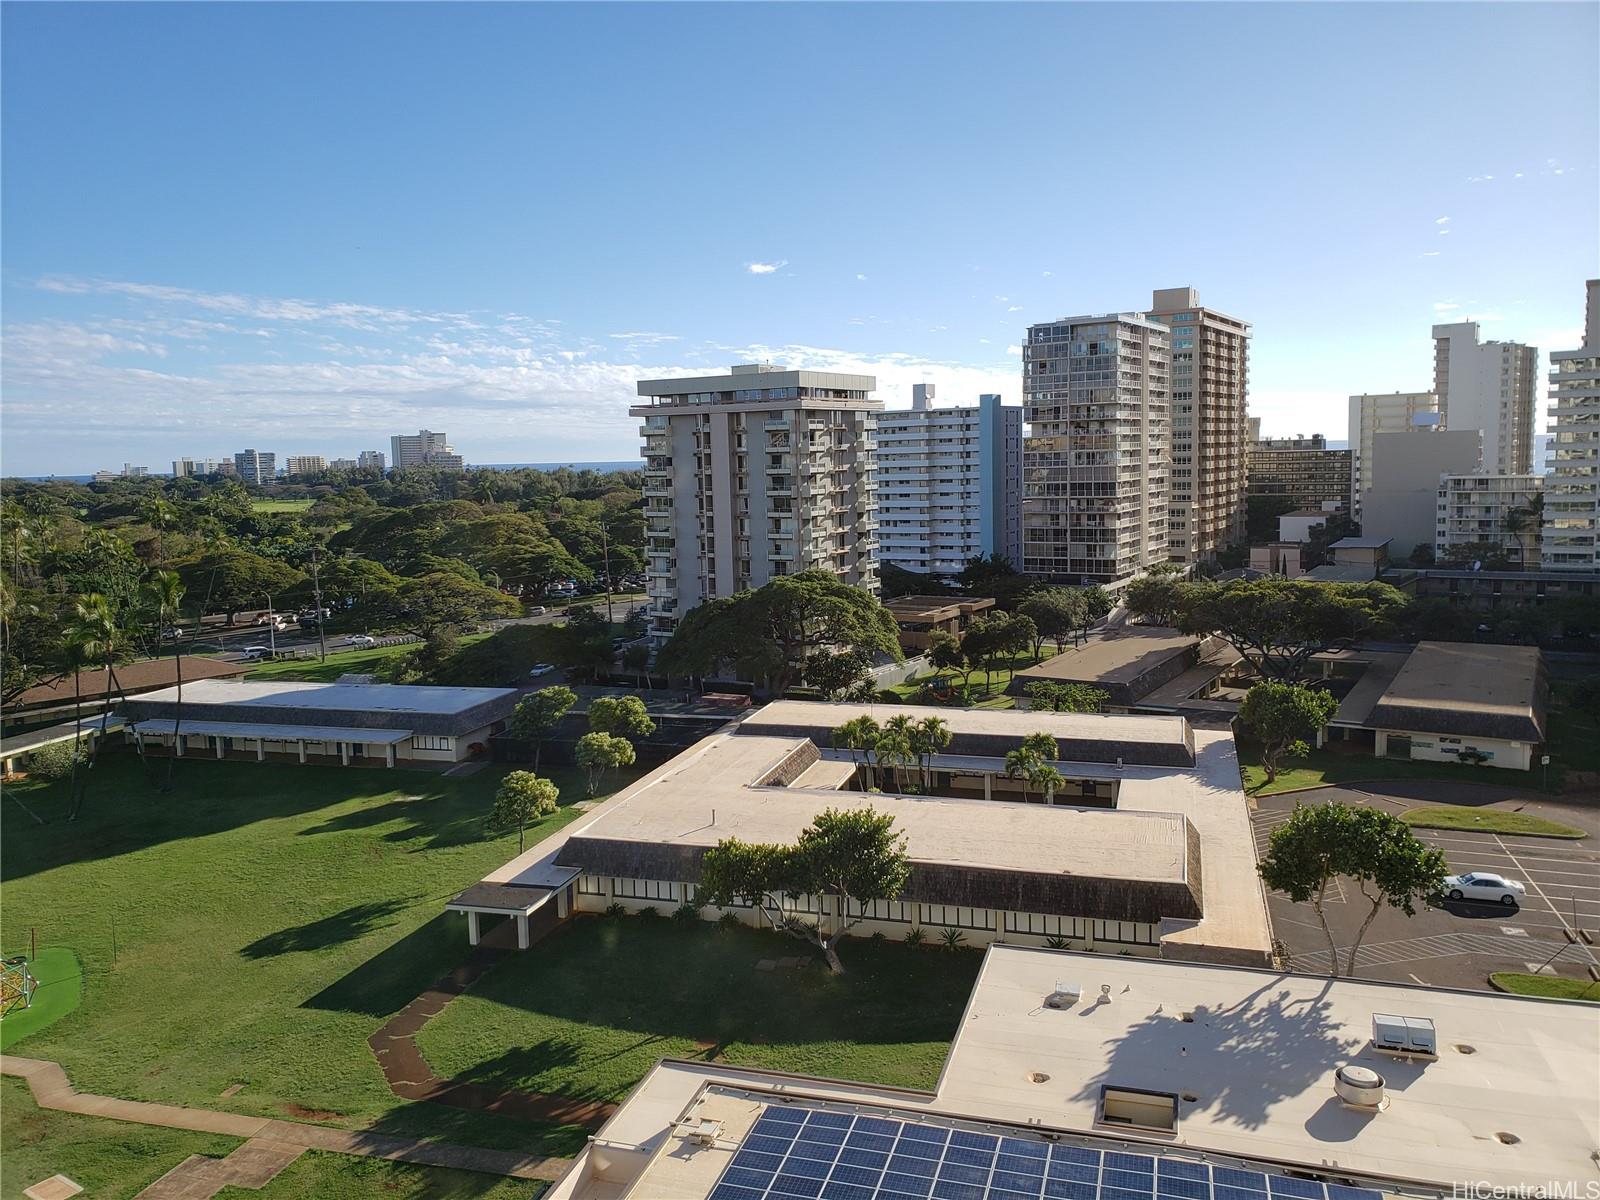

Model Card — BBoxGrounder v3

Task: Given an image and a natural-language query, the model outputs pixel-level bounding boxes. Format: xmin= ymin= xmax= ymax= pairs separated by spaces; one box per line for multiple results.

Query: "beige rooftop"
xmin=547 ymin=948 xmax=1600 ymax=1200
xmin=1367 ymin=641 xmax=1547 ymax=742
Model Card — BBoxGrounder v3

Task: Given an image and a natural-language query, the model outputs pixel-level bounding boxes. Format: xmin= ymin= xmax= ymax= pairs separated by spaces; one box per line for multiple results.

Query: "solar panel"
xmin=706 ymin=1107 xmax=1385 ymax=1200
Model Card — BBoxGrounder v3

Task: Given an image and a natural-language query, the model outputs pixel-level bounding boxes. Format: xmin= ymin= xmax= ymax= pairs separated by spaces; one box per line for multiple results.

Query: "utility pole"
xmin=266 ymin=593 xmax=277 ymax=655
xmin=600 ymin=521 xmax=614 ymax=626
xmin=309 ymin=549 xmax=329 ymax=662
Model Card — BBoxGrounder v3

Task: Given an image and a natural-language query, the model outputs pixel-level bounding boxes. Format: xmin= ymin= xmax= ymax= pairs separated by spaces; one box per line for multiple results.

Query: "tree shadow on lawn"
xmin=443 ymin=919 xmax=981 ymax=1068
xmin=0 ymin=754 xmax=472 ymax=882
xmin=240 ymin=897 xmax=420 ymax=959
xmin=302 ymin=912 xmax=477 ymax=1019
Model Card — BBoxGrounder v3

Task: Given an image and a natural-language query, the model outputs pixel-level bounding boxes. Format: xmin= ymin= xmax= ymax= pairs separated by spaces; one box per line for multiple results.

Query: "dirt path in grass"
xmin=366 ymin=914 xmax=618 ymax=1131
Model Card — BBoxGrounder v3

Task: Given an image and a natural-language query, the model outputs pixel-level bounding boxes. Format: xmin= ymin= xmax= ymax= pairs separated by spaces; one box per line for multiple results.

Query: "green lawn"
xmin=243 ymin=636 xmax=505 ymax=683
xmin=886 ymin=647 xmax=1059 ymax=706
xmin=1 ymin=1075 xmax=239 ymax=1200
xmin=1489 ymin=972 xmax=1600 ymax=1002
xmin=418 ymin=917 xmax=981 ymax=1104
xmin=0 ymin=947 xmax=82 ymax=1051
xmin=250 ymin=498 xmax=315 ymax=513
xmin=1401 ymin=805 xmax=1586 ymax=839
xmin=0 ymin=1078 xmax=533 ymax=1200
xmin=1239 ymin=744 xmax=1538 ymax=796
xmin=0 ymin=754 xmax=635 ymax=1157
xmin=1549 ymin=681 xmax=1600 ymax=774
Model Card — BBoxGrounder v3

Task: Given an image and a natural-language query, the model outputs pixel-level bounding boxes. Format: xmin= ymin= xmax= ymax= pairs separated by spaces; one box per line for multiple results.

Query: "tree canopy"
xmin=1240 ymin=681 xmax=1339 ymax=782
xmin=488 ymin=771 xmax=560 ymax=853
xmin=697 ymin=806 xmax=911 ymax=973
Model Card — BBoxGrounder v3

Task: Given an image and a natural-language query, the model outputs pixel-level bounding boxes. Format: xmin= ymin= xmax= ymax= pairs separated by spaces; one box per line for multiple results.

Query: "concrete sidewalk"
xmin=1 ymin=1054 xmax=568 ymax=1188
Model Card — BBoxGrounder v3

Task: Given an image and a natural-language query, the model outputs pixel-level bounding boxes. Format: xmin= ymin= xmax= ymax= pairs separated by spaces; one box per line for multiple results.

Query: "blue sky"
xmin=3 ymin=2 xmax=1595 ymax=476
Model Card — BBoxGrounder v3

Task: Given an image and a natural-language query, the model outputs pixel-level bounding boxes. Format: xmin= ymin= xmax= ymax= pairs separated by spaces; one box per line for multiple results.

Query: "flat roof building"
xmin=882 ymin=594 xmax=995 ymax=652
xmin=119 ymin=679 xmax=518 ymax=766
xmin=450 ymin=700 xmax=1273 ymax=966
xmin=546 ymin=945 xmax=1598 ymax=1200
xmin=1007 ymin=628 xmax=1238 ymax=710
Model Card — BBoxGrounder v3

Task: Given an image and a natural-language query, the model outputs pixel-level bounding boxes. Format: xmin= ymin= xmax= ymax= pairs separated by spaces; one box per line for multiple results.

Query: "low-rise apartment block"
xmin=283 ymin=454 xmax=327 ymax=476
xmin=876 ymin=386 xmax=1021 ymax=577
xmin=633 ymin=365 xmax=881 ymax=643
xmin=1245 ymin=435 xmax=1352 ymax=514
xmin=1435 ymin=472 xmax=1543 ymax=565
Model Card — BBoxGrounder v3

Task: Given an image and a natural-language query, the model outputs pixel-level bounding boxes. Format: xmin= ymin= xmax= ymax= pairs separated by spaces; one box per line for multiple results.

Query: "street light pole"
xmin=601 ymin=521 xmax=614 ymax=626
xmin=266 ymin=593 xmax=277 ymax=655
xmin=309 ymin=550 xmax=328 ymax=663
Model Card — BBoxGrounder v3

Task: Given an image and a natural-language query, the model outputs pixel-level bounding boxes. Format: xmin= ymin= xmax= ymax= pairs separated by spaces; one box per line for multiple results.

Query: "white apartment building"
xmin=283 ymin=455 xmax=327 ymax=476
xmin=1544 ymin=279 xmax=1600 ymax=571
xmin=875 ymin=386 xmax=1021 ymax=577
xmin=1436 ymin=472 xmax=1543 ymax=566
xmin=357 ymin=449 xmax=387 ymax=473
xmin=1347 ymin=391 xmax=1439 ymax=521
xmin=329 ymin=458 xmax=358 ymax=471
xmin=1022 ymin=313 xmax=1170 ymax=586
xmin=632 ymin=365 xmax=880 ymax=643
xmin=232 ymin=448 xmax=276 ymax=485
xmin=1145 ymin=287 xmax=1250 ymax=564
xmin=390 ymin=430 xmax=464 ymax=471
xmin=172 ymin=457 xmax=233 ymax=478
xmin=1432 ymin=321 xmax=1537 ymax=475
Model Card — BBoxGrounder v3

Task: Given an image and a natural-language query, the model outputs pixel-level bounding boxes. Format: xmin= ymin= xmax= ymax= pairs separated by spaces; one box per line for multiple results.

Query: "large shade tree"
xmin=1240 ymin=681 xmax=1339 ymax=783
xmin=509 ymin=685 xmax=577 ymax=770
xmin=698 ymin=806 xmax=911 ymax=974
xmin=1177 ymin=578 xmax=1409 ymax=682
xmin=658 ymin=569 xmax=900 ymax=696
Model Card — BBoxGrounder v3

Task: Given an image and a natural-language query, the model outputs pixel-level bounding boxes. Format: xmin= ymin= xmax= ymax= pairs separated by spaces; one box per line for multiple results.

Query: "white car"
xmin=241 ymin=645 xmax=275 ymax=662
xmin=528 ymin=606 xmax=547 ymax=616
xmin=347 ymin=634 xmax=377 ymax=649
xmin=1441 ymin=872 xmax=1527 ymax=906
xmin=529 ymin=663 xmax=556 ymax=678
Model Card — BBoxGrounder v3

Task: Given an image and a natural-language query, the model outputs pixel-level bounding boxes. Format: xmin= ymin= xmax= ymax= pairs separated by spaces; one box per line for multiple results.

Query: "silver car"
xmin=1442 ymin=872 xmax=1527 ymax=906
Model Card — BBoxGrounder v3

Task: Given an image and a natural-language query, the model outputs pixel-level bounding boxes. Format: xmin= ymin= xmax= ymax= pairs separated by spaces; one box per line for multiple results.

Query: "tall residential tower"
xmin=1543 ymin=280 xmax=1600 ymax=571
xmin=1022 ymin=313 xmax=1170 ymax=586
xmin=1432 ymin=322 xmax=1537 ymax=475
xmin=876 ymin=386 xmax=1022 ymax=577
xmin=633 ymin=365 xmax=880 ymax=643
xmin=1144 ymin=287 xmax=1250 ymax=564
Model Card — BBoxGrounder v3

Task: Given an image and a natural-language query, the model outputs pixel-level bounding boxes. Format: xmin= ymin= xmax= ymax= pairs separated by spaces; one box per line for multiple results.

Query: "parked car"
xmin=528 ymin=605 xmax=547 ymax=615
xmin=346 ymin=634 xmax=377 ymax=649
xmin=159 ymin=626 xmax=186 ymax=642
xmin=1441 ymin=872 xmax=1526 ymax=906
xmin=241 ymin=645 xmax=276 ymax=662
xmin=529 ymin=663 xmax=556 ymax=678
xmin=297 ymin=614 xmax=321 ymax=629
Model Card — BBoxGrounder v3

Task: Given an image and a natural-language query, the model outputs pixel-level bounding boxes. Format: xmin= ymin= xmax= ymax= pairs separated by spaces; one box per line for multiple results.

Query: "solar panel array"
xmin=705 ymin=1105 xmax=1384 ymax=1200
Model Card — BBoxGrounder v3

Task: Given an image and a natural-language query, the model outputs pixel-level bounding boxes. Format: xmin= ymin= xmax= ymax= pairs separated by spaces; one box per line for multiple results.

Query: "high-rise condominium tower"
xmin=876 ymin=386 xmax=1022 ymax=577
xmin=357 ymin=450 xmax=387 ymax=472
xmin=233 ymin=448 xmax=276 ymax=485
xmin=1022 ymin=313 xmax=1170 ymax=586
xmin=1432 ymin=322 xmax=1537 ymax=475
xmin=284 ymin=455 xmax=327 ymax=477
xmin=1543 ymin=280 xmax=1600 ymax=571
xmin=390 ymin=430 xmax=464 ymax=471
xmin=1347 ymin=392 xmax=1440 ymax=522
xmin=633 ymin=365 xmax=880 ymax=643
xmin=1144 ymin=288 xmax=1250 ymax=564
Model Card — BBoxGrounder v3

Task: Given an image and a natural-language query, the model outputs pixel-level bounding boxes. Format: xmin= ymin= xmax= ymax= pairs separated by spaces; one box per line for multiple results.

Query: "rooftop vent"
xmin=1044 ymin=983 xmax=1081 ymax=1009
xmin=678 ymin=1117 xmax=726 ymax=1147
xmin=1372 ymin=1013 xmax=1437 ymax=1057
xmin=1334 ymin=1065 xmax=1387 ymax=1112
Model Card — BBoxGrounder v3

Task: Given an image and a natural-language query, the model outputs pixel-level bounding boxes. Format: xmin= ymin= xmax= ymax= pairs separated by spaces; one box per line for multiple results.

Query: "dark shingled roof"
xmin=1366 ymin=641 xmax=1548 ymax=743
xmin=447 ymin=881 xmax=554 ymax=912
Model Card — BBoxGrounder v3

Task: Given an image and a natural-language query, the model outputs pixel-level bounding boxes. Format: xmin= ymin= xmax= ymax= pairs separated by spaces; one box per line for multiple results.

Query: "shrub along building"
xmin=448 ymin=700 xmax=1272 ymax=965
xmin=119 ymin=679 xmax=518 ymax=766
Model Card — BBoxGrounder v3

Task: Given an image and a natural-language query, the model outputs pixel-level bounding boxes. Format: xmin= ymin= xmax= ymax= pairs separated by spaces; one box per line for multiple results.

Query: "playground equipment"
xmin=1 ymin=956 xmax=37 ymax=1016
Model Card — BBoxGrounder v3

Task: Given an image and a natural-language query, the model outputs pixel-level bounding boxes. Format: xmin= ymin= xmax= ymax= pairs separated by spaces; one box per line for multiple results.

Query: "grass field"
xmin=1401 ymin=805 xmax=1586 ymax=839
xmin=1489 ymin=972 xmax=1600 ymax=1002
xmin=1549 ymin=681 xmax=1600 ymax=774
xmin=418 ymin=917 xmax=981 ymax=1103
xmin=0 ymin=1078 xmax=532 ymax=1199
xmin=0 ymin=754 xmax=634 ymax=1157
xmin=250 ymin=498 xmax=315 ymax=513
xmin=0 ymin=947 xmax=82 ymax=1051
xmin=1239 ymin=745 xmax=1537 ymax=796
xmin=885 ymin=647 xmax=1059 ymax=705
xmin=242 ymin=634 xmax=496 ymax=683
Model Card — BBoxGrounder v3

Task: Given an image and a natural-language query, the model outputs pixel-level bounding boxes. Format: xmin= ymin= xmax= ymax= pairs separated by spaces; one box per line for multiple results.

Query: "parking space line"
xmin=1494 ymin=835 xmax=1598 ymax=969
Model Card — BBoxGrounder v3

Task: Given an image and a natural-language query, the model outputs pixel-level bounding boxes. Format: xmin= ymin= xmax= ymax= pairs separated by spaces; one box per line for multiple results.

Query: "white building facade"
xmin=232 ymin=448 xmax=276 ymax=485
xmin=1432 ymin=321 xmax=1538 ymax=475
xmin=357 ymin=449 xmax=387 ymax=472
xmin=1543 ymin=279 xmax=1600 ymax=571
xmin=284 ymin=455 xmax=327 ymax=476
xmin=1347 ymin=391 xmax=1439 ymax=522
xmin=633 ymin=365 xmax=880 ymax=644
xmin=1022 ymin=313 xmax=1170 ymax=586
xmin=875 ymin=386 xmax=1022 ymax=577
xmin=1435 ymin=473 xmax=1543 ymax=566
xmin=390 ymin=430 xmax=464 ymax=471
xmin=1145 ymin=287 xmax=1250 ymax=564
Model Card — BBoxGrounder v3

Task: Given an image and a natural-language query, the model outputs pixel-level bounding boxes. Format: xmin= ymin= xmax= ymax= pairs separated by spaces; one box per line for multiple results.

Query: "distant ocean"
xmin=12 ymin=460 xmax=644 ymax=483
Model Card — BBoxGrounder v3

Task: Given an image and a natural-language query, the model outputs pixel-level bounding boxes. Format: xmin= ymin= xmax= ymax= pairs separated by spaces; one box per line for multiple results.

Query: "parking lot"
xmin=1252 ymin=786 xmax=1600 ymax=989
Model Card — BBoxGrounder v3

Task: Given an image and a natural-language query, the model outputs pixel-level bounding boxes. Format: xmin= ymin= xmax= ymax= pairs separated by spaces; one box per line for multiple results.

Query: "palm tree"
xmin=909 ymin=717 xmax=951 ymax=792
xmin=1502 ymin=492 xmax=1543 ymax=566
xmin=139 ymin=496 xmax=182 ymax=567
xmin=873 ymin=729 xmax=916 ymax=794
xmin=66 ymin=594 xmax=143 ymax=813
xmin=147 ymin=571 xmax=186 ymax=790
xmin=831 ymin=716 xmax=881 ymax=790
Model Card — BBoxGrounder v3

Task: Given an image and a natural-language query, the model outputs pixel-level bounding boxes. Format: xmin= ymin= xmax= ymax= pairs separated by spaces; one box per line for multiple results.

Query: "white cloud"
xmin=746 ymin=260 xmax=787 ymax=275
xmin=1433 ymin=302 xmax=1460 ymax=312
xmin=1006 ymin=345 xmax=1022 ymax=355
xmin=1007 ymin=306 xmax=1023 ymax=312
xmin=978 ymin=338 xmax=990 ymax=345
xmin=1041 ymin=271 xmax=1052 ymax=278
xmin=855 ymin=274 xmax=867 ymax=281
xmin=607 ymin=331 xmax=679 ymax=344
xmin=1438 ymin=229 xmax=1450 ymax=236
xmin=1435 ymin=216 xmax=1450 ymax=225
xmin=1420 ymin=251 xmax=1442 ymax=257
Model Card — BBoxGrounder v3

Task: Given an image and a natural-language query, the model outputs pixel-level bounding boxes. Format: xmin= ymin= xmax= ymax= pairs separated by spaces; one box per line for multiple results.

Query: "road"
xmin=1253 ymin=784 xmax=1600 ymax=988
